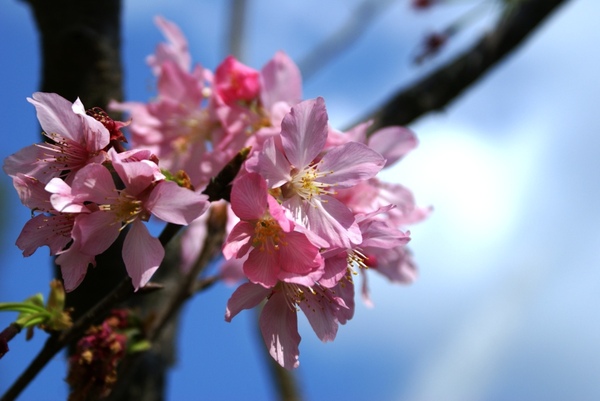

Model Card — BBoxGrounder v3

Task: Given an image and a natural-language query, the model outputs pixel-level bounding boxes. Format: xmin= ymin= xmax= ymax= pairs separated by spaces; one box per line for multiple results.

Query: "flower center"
xmin=287 ymin=161 xmax=336 ymax=202
xmin=99 ymin=191 xmax=147 ymax=228
xmin=252 ymin=216 xmax=285 ymax=251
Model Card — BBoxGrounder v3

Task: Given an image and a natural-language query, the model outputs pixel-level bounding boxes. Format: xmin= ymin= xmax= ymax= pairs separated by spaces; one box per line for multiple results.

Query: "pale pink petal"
xmin=373 ymin=247 xmax=418 ymax=284
xmin=46 ymin=178 xmax=88 ymax=213
xmin=72 ymin=98 xmax=111 ymax=151
xmin=332 ymin=278 xmax=355 ymax=323
xmin=3 ymin=145 xmax=51 ymax=182
xmin=266 ymin=195 xmax=291 ymax=232
xmin=281 ymin=98 xmax=328 ymax=169
xmin=219 ymin=257 xmax=247 ymax=285
xmin=109 ymin=148 xmax=159 ymax=196
xmin=260 ymin=51 xmax=302 ymax=109
xmin=368 ymin=126 xmax=417 ymax=166
xmin=225 ymin=282 xmax=271 ymax=322
xmin=157 ymin=61 xmax=203 ymax=106
xmin=27 ymin=92 xmax=82 ymax=141
xmin=298 ymin=288 xmax=341 ymax=342
xmin=147 ymin=181 xmax=209 ymax=225
xmin=302 ymin=196 xmax=362 ymax=248
xmin=123 ymin=220 xmax=165 ymax=291
xmin=318 ymin=142 xmax=385 ymax=188
xmin=250 ymin=137 xmax=291 ymax=188
xmin=180 ymin=214 xmax=208 ymax=273
xmin=149 ymin=15 xmax=192 ymax=73
xmin=319 ymin=253 xmax=348 ymax=288
xmin=73 ymin=211 xmax=120 ymax=256
xmin=69 ymin=163 xmax=116 ymax=204
xmin=11 ymin=174 xmax=52 ymax=211
xmin=259 ymin=290 xmax=301 ymax=369
xmin=56 ymin=246 xmax=96 ymax=292
xmin=16 ymin=214 xmax=73 ymax=257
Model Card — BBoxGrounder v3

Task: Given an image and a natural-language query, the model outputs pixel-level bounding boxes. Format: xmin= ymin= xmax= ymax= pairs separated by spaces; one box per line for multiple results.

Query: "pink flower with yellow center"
xmin=249 ymin=97 xmax=386 ymax=249
xmin=223 ymin=172 xmax=324 ymax=288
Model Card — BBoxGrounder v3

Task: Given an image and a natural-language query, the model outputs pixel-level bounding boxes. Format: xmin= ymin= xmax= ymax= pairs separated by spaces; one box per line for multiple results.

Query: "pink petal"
xmin=157 ymin=61 xmax=203 ymax=106
xmin=303 ymin=196 xmax=362 ymax=248
xmin=147 ymin=181 xmax=209 ymax=225
xmin=180 ymin=214 xmax=208 ymax=273
xmin=260 ymin=51 xmax=302 ymax=109
xmin=73 ymin=211 xmax=120 ymax=256
xmin=123 ymin=220 xmax=165 ymax=291
xmin=230 ymin=173 xmax=268 ymax=221
xmin=70 ymin=163 xmax=117 ymax=204
xmin=319 ymin=253 xmax=349 ymax=288
xmin=251 ymin=137 xmax=292 ymax=188
xmin=3 ymin=145 xmax=51 ymax=183
xmin=16 ymin=214 xmax=73 ymax=257
xmin=222 ymin=221 xmax=254 ymax=259
xmin=281 ymin=98 xmax=328 ymax=169
xmin=259 ymin=290 xmax=301 ymax=369
xmin=368 ymin=126 xmax=417 ymax=166
xmin=298 ymin=288 xmax=340 ymax=343
xmin=73 ymin=98 xmax=111 ymax=151
xmin=12 ymin=173 xmax=52 ymax=211
xmin=46 ymin=178 xmax=88 ymax=214
xmin=225 ymin=282 xmax=271 ymax=322
xmin=56 ymin=246 xmax=96 ymax=292
xmin=279 ymin=232 xmax=321 ymax=272
xmin=244 ymin=247 xmax=280 ymax=288
xmin=27 ymin=92 xmax=82 ymax=142
xmin=318 ymin=141 xmax=385 ymax=188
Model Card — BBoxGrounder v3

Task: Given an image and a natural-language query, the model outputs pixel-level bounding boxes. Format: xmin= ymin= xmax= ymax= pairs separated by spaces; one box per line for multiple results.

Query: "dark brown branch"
xmin=357 ymin=0 xmax=571 ymax=132
xmin=0 ymin=324 xmax=21 ymax=359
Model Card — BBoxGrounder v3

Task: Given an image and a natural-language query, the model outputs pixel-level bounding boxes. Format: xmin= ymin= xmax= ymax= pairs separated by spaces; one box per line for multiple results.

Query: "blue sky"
xmin=2 ymin=1 xmax=600 ymax=400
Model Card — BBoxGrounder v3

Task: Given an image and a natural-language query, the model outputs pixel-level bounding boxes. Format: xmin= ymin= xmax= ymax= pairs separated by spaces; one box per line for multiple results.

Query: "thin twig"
xmin=147 ymin=205 xmax=228 ymax=341
xmin=227 ymin=0 xmax=247 ymax=61
xmin=0 ymin=220 xmax=186 ymax=400
xmin=0 ymin=276 xmax=133 ymax=401
xmin=353 ymin=0 xmax=571 ymax=132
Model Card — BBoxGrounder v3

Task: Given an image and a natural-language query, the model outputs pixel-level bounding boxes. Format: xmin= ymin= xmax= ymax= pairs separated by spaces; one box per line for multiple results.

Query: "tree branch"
xmin=356 ymin=0 xmax=571 ymax=132
xmin=227 ymin=0 xmax=248 ymax=61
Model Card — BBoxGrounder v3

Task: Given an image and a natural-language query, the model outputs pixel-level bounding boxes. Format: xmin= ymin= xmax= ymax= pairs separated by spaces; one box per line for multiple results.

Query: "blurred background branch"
xmin=356 ymin=0 xmax=571 ymax=131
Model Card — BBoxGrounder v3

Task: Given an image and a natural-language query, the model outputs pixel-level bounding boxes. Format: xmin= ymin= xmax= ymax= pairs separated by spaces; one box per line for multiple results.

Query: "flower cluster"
xmin=3 ymin=92 xmax=209 ymax=291
xmin=3 ymin=16 xmax=428 ymax=369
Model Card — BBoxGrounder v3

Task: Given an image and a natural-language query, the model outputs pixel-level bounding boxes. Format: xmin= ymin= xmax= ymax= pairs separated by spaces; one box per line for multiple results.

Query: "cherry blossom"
xmin=223 ymin=172 xmax=324 ymax=288
xmin=249 ymin=97 xmax=386 ymax=248
xmin=3 ymin=92 xmax=110 ymax=185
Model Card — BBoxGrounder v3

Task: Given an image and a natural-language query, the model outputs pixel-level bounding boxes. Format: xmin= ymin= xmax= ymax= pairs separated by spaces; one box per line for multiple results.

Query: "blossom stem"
xmin=0 ymin=276 xmax=134 ymax=401
xmin=0 ymin=324 xmax=22 ymax=359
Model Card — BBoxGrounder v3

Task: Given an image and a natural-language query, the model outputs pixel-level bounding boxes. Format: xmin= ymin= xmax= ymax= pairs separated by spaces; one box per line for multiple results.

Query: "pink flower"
xmin=11 ymin=173 xmax=76 ymax=257
xmin=225 ymin=278 xmax=354 ymax=369
xmin=3 ymin=93 xmax=109 ymax=184
xmin=223 ymin=172 xmax=324 ymax=288
xmin=249 ymin=97 xmax=386 ymax=248
xmin=46 ymin=150 xmax=209 ymax=290
xmin=214 ymin=56 xmax=261 ymax=105
xmin=147 ymin=16 xmax=192 ymax=75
